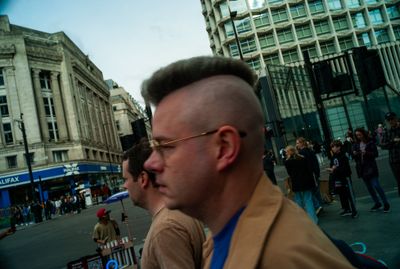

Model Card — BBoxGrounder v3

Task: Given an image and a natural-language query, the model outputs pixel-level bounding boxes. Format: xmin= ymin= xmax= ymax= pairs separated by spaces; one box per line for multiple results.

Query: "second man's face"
xmin=122 ymin=160 xmax=144 ymax=208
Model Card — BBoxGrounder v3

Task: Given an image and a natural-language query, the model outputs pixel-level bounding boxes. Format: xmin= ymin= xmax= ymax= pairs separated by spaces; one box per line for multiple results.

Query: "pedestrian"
xmin=122 ymin=139 xmax=205 ymax=269
xmin=343 ymin=136 xmax=354 ymax=160
xmin=284 ymin=145 xmax=319 ymax=224
xmin=353 ymin=127 xmax=390 ymax=212
xmin=92 ymin=208 xmax=120 ymax=245
xmin=327 ymin=140 xmax=358 ymax=218
xmin=263 ymin=149 xmax=277 ymax=185
xmin=375 ymin=123 xmax=385 ymax=145
xmin=312 ymin=141 xmax=324 ymax=165
xmin=141 ymin=56 xmax=354 ymax=268
xmin=296 ymin=137 xmax=323 ymax=215
xmin=380 ymin=111 xmax=400 ymax=196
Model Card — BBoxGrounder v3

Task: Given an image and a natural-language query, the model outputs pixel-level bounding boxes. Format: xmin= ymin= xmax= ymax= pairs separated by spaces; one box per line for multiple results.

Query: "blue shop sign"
xmin=0 ymin=162 xmax=120 ymax=189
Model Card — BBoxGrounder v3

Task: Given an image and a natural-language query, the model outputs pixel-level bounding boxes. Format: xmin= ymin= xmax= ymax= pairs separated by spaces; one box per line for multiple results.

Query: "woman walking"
xmin=328 ymin=140 xmax=358 ymax=218
xmin=284 ymin=145 xmax=318 ymax=224
xmin=353 ymin=128 xmax=390 ymax=212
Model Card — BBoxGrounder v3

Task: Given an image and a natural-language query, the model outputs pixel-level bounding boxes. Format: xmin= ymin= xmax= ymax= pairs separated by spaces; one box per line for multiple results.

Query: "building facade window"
xmin=282 ymin=49 xmax=299 ymax=63
xmin=333 ymin=16 xmax=349 ymax=31
xmin=375 ymin=29 xmax=390 ymax=43
xmin=393 ymin=26 xmax=400 ymax=40
xmin=290 ymin=4 xmax=307 ymax=18
xmin=346 ymin=0 xmax=360 ymax=8
xmin=39 ymin=71 xmax=52 ymax=91
xmin=338 ymin=37 xmax=355 ymax=50
xmin=3 ymin=122 xmax=13 ymax=144
xmin=264 ymin=53 xmax=280 ymax=64
xmin=220 ymin=0 xmax=247 ymax=16
xmin=240 ymin=38 xmax=257 ymax=54
xmin=43 ymin=97 xmax=55 ymax=117
xmin=93 ymin=150 xmax=98 ymax=160
xmin=271 ymin=9 xmax=289 ymax=23
xmin=246 ymin=58 xmax=261 ymax=70
xmin=235 ymin=17 xmax=252 ymax=34
xmin=0 ymin=96 xmax=9 ymax=117
xmin=369 ymin=9 xmax=384 ymax=25
xmin=253 ymin=13 xmax=270 ymax=28
xmin=248 ymin=0 xmax=265 ymax=9
xmin=230 ymin=0 xmax=247 ymax=13
xmin=229 ymin=43 xmax=239 ymax=57
xmin=259 ymin=33 xmax=275 ymax=48
xmin=48 ymin=122 xmax=59 ymax=141
xmin=328 ymin=0 xmax=342 ymax=10
xmin=387 ymin=5 xmax=400 ymax=20
xmin=53 ymin=150 xmax=68 ymax=162
xmin=296 ymin=24 xmax=313 ymax=39
xmin=308 ymin=0 xmax=325 ymax=14
xmin=223 ymin=22 xmax=233 ymax=38
xmin=320 ymin=40 xmax=336 ymax=54
xmin=0 ymin=69 xmax=4 ymax=87
xmin=365 ymin=0 xmax=378 ymax=4
xmin=302 ymin=45 xmax=318 ymax=58
xmin=357 ymin=32 xmax=372 ymax=46
xmin=314 ymin=20 xmax=331 ymax=35
xmin=352 ymin=12 xmax=366 ymax=28
xmin=277 ymin=28 xmax=294 ymax=44
xmin=6 ymin=155 xmax=17 ymax=169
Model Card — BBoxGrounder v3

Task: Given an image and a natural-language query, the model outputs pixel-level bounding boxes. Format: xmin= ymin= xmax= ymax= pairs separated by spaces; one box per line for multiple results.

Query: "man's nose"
xmin=144 ymin=151 xmax=163 ymax=173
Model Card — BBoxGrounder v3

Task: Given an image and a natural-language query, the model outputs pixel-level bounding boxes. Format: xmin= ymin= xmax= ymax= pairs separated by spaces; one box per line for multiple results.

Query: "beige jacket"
xmin=203 ymin=175 xmax=355 ymax=269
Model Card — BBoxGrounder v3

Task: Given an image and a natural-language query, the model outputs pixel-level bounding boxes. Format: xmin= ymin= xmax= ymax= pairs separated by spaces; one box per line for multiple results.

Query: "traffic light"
xmin=314 ymin=61 xmax=352 ymax=95
xmin=352 ymin=47 xmax=386 ymax=95
xmin=313 ymin=61 xmax=334 ymax=94
xmin=276 ymin=120 xmax=286 ymax=136
xmin=131 ymin=118 xmax=147 ymax=145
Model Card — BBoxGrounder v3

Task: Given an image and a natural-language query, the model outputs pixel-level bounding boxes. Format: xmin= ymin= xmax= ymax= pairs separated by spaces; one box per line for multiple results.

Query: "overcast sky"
xmin=1 ymin=0 xmax=212 ymax=105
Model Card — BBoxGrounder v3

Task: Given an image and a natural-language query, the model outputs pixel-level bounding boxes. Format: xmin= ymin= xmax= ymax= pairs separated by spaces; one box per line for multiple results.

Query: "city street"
xmin=1 ymin=151 xmax=399 ymax=269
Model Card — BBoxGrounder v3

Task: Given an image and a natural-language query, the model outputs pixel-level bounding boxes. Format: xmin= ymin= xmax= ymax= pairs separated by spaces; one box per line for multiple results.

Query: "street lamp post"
xmin=228 ymin=8 xmax=244 ymax=60
xmin=16 ymin=113 xmax=36 ymax=202
xmin=102 ymin=123 xmax=114 ymax=188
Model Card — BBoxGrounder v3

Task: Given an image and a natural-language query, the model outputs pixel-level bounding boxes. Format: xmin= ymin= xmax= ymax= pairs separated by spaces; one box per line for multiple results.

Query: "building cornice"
xmin=0 ymin=44 xmax=16 ymax=59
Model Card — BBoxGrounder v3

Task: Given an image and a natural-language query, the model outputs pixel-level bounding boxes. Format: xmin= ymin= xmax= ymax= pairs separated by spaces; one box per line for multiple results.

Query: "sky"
xmin=1 ymin=0 xmax=212 ymax=105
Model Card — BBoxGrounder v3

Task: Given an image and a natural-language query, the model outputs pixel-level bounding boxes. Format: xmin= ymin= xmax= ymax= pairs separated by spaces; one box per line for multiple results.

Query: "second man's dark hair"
xmin=122 ymin=138 xmax=157 ymax=186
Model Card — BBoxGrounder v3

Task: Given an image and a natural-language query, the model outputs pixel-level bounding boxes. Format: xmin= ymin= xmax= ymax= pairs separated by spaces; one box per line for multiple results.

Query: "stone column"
xmin=50 ymin=71 xmax=68 ymax=141
xmin=31 ymin=69 xmax=48 ymax=141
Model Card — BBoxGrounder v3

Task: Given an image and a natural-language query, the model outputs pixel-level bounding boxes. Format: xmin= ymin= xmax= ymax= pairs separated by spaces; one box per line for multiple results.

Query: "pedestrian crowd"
xmin=280 ymin=111 xmax=399 ymax=225
xmin=2 ymin=192 xmax=88 ymax=230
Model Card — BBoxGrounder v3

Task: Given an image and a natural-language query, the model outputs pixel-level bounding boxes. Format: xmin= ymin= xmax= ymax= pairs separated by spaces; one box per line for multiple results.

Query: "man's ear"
xmin=139 ymin=171 xmax=150 ymax=188
xmin=215 ymin=126 xmax=241 ymax=171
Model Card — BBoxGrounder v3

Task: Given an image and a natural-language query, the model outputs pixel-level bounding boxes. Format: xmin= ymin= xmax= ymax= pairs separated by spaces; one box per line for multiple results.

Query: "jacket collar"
xmin=204 ymin=174 xmax=283 ymax=268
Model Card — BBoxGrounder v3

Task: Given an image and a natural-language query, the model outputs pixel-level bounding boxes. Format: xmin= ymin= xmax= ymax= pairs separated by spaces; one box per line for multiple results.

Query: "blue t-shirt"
xmin=210 ymin=207 xmax=245 ymax=269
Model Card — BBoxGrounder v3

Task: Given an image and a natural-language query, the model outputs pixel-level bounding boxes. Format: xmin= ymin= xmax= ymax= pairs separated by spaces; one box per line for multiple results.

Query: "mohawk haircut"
xmin=141 ymin=56 xmax=257 ymax=105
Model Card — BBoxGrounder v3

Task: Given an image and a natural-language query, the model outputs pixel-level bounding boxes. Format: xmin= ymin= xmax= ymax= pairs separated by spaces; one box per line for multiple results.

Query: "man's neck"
xmin=147 ymin=196 xmax=165 ymax=217
xmin=203 ymin=170 xmax=262 ymax=235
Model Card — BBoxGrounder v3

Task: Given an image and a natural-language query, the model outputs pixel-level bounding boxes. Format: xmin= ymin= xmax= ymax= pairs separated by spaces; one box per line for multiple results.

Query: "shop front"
xmin=0 ymin=162 xmax=121 ymax=208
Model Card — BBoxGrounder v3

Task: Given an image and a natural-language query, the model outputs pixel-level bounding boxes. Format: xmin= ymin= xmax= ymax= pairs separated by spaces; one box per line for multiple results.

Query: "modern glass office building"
xmin=201 ymin=0 xmax=400 ymax=142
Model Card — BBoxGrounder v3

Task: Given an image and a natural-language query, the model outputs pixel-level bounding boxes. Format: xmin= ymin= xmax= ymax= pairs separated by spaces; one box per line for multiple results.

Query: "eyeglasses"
xmin=149 ymin=128 xmax=247 ymax=154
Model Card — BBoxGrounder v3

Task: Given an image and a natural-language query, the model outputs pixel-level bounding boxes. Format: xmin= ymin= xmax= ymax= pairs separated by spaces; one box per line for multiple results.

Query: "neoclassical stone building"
xmin=0 ymin=16 xmax=122 ymax=207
